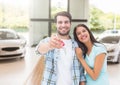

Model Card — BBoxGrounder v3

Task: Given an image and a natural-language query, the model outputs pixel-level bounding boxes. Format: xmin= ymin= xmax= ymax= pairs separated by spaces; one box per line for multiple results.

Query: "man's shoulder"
xmin=71 ymin=40 xmax=78 ymax=47
xmin=40 ymin=37 xmax=50 ymax=42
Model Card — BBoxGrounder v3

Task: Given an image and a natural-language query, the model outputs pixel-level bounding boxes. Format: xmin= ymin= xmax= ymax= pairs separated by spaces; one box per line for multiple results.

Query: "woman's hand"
xmin=75 ymin=47 xmax=83 ymax=60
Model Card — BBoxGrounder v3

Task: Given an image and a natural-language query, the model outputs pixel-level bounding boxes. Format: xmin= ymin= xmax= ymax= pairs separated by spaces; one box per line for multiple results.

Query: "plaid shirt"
xmin=36 ymin=37 xmax=86 ymax=85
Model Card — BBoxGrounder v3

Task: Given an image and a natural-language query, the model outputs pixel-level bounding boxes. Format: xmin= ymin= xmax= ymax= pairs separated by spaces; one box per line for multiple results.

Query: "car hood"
xmin=0 ymin=39 xmax=26 ymax=47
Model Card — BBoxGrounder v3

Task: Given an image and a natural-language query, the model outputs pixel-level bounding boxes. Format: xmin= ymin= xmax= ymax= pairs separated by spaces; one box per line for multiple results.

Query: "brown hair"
xmin=54 ymin=11 xmax=72 ymax=23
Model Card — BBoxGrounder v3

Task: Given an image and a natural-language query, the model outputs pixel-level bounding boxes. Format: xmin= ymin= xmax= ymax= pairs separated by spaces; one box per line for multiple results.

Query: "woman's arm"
xmin=75 ymin=47 xmax=106 ymax=80
xmin=80 ymin=81 xmax=85 ymax=85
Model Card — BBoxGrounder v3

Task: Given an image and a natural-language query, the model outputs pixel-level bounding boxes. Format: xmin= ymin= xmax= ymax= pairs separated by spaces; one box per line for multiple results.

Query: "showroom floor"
xmin=0 ymin=47 xmax=40 ymax=85
xmin=0 ymin=46 xmax=120 ymax=85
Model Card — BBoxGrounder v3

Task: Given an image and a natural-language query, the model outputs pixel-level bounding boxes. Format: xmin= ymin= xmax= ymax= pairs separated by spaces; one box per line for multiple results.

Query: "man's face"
xmin=56 ymin=16 xmax=71 ymax=36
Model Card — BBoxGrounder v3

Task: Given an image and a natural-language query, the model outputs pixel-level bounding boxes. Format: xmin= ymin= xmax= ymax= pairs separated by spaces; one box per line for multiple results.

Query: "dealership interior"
xmin=0 ymin=0 xmax=120 ymax=85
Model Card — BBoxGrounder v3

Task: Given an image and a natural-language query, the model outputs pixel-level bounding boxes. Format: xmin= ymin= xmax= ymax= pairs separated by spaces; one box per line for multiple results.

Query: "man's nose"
xmin=61 ymin=22 xmax=66 ymax=26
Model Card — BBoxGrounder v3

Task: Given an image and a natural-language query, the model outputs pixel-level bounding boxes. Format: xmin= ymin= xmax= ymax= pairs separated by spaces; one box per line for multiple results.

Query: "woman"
xmin=73 ymin=24 xmax=109 ymax=85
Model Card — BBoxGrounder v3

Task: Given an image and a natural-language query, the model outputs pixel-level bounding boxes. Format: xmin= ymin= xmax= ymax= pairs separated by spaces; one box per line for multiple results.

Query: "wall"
xmin=29 ymin=0 xmax=89 ymax=46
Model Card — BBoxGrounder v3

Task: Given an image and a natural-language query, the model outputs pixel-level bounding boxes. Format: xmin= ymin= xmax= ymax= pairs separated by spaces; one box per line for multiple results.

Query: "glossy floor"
xmin=0 ymin=47 xmax=40 ymax=85
xmin=0 ymin=47 xmax=120 ymax=85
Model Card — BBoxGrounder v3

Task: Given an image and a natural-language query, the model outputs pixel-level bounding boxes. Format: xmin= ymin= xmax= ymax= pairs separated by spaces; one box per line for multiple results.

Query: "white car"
xmin=98 ymin=30 xmax=120 ymax=63
xmin=0 ymin=29 xmax=26 ymax=60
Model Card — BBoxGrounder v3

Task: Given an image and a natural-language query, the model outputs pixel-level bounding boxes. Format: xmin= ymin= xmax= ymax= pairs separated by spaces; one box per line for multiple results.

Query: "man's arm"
xmin=37 ymin=42 xmax=52 ymax=54
xmin=36 ymin=35 xmax=64 ymax=55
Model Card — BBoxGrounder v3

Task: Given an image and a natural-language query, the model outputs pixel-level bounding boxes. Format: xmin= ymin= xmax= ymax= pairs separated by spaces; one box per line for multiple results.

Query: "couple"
xmin=34 ymin=11 xmax=109 ymax=85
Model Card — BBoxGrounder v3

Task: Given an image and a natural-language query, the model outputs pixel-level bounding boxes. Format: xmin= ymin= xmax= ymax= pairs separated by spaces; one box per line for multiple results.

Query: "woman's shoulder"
xmin=94 ymin=43 xmax=106 ymax=52
xmin=94 ymin=43 xmax=107 ymax=54
xmin=94 ymin=43 xmax=105 ymax=48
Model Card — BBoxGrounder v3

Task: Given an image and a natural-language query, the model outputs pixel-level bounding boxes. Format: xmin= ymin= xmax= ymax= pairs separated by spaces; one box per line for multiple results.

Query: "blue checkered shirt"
xmin=36 ymin=37 xmax=86 ymax=85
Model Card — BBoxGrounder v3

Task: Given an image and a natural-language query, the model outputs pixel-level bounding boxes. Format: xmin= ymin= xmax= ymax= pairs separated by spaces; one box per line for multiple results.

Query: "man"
xmin=36 ymin=11 xmax=86 ymax=85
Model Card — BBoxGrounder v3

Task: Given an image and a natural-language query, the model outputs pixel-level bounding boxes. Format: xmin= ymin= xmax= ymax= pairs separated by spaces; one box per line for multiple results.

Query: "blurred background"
xmin=0 ymin=0 xmax=120 ymax=85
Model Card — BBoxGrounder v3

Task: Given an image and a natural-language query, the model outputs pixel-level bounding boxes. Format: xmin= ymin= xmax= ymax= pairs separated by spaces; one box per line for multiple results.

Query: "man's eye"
xmin=58 ymin=21 xmax=62 ymax=24
xmin=65 ymin=21 xmax=70 ymax=24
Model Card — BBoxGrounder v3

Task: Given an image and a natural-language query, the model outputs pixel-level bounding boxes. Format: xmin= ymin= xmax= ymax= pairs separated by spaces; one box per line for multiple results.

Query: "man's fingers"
xmin=49 ymin=34 xmax=64 ymax=49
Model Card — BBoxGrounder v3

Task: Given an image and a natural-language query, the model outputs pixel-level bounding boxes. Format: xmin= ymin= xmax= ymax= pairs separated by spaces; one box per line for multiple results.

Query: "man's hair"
xmin=54 ymin=11 xmax=72 ymax=23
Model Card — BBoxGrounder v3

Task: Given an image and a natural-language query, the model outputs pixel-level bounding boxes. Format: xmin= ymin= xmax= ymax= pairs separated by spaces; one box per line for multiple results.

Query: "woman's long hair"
xmin=73 ymin=24 xmax=99 ymax=57
xmin=24 ymin=56 xmax=45 ymax=85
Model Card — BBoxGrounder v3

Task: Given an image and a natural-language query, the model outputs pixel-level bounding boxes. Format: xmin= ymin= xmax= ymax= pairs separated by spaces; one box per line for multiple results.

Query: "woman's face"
xmin=76 ymin=26 xmax=90 ymax=43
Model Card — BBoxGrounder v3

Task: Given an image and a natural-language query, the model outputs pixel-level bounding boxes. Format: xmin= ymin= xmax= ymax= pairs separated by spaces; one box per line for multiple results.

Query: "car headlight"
xmin=107 ymin=49 xmax=115 ymax=53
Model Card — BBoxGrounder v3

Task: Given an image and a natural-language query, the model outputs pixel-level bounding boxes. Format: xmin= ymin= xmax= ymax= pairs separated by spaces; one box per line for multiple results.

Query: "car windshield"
xmin=0 ymin=31 xmax=18 ymax=40
xmin=99 ymin=36 xmax=120 ymax=44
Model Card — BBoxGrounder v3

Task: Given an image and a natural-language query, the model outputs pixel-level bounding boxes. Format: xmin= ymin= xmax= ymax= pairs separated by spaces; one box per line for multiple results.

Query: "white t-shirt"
xmin=56 ymin=39 xmax=73 ymax=85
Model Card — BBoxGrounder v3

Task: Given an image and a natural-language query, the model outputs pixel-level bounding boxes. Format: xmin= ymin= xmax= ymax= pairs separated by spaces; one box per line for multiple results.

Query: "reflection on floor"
xmin=0 ymin=47 xmax=40 ymax=85
xmin=0 ymin=47 xmax=120 ymax=85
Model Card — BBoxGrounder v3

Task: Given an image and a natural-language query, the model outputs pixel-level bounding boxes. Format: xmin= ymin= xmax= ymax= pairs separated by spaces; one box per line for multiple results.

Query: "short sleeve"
xmin=95 ymin=43 xmax=107 ymax=56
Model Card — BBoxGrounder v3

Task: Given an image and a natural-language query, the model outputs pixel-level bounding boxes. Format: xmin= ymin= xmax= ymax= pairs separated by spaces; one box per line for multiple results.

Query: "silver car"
xmin=0 ymin=29 xmax=26 ymax=60
xmin=98 ymin=30 xmax=120 ymax=63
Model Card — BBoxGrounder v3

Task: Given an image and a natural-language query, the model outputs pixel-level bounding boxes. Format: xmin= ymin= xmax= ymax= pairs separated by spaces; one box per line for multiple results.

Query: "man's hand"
xmin=49 ymin=35 xmax=64 ymax=49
